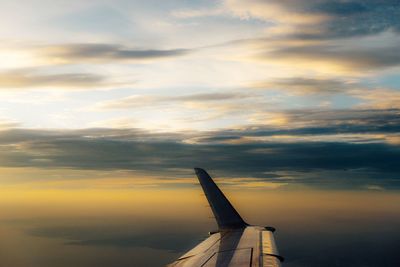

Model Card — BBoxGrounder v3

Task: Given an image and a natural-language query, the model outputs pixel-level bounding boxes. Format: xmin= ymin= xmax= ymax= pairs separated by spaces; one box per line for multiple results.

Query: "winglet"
xmin=194 ymin=168 xmax=247 ymax=230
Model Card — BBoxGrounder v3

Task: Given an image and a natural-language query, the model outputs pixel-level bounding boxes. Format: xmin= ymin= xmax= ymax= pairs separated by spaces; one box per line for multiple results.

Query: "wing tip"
xmin=194 ymin=167 xmax=205 ymax=172
xmin=194 ymin=167 xmax=208 ymax=178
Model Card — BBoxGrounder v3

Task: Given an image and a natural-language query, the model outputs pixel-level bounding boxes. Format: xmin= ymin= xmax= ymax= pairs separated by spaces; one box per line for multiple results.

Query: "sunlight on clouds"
xmin=253 ymin=51 xmax=366 ymax=76
xmin=0 ymin=119 xmax=19 ymax=129
xmin=251 ymin=77 xmax=356 ymax=95
xmin=0 ymin=49 xmax=39 ymax=69
xmin=0 ymin=167 xmax=196 ymax=190
xmin=224 ymin=0 xmax=329 ymax=25
xmin=250 ymin=112 xmax=289 ymax=126
xmin=214 ymin=177 xmax=287 ymax=189
xmin=385 ymin=135 xmax=400 ymax=145
xmin=351 ymin=88 xmax=400 ymax=109
xmin=0 ymin=69 xmax=109 ymax=90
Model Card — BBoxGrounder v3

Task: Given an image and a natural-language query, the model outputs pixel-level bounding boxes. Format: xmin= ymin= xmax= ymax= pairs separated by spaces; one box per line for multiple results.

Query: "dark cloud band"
xmin=44 ymin=44 xmax=192 ymax=62
xmin=1 ymin=108 xmax=399 ymax=189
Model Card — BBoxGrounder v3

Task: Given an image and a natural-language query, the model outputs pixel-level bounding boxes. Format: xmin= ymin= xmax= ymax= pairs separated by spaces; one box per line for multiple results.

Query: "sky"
xmin=0 ymin=0 xmax=399 ymax=189
xmin=0 ymin=1 xmax=400 ymax=266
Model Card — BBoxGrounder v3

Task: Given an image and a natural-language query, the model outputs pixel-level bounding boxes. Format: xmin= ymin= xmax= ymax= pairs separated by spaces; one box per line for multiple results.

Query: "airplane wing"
xmin=167 ymin=168 xmax=283 ymax=267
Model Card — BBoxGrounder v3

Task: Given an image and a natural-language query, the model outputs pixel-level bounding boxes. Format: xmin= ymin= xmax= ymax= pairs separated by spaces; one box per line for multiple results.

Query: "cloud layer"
xmin=1 ymin=108 xmax=399 ymax=189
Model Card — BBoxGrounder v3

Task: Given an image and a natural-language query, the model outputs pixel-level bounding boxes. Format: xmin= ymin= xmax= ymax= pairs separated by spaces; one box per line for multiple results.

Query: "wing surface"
xmin=167 ymin=227 xmax=281 ymax=267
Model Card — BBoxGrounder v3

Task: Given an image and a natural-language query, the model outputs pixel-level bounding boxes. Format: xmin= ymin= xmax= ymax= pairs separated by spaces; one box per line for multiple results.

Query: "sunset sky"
xmin=0 ymin=1 xmax=399 ymax=266
xmin=0 ymin=0 xmax=399 ymax=190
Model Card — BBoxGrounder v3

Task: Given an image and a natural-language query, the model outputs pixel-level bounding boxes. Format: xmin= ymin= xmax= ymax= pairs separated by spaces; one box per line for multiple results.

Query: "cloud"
xmin=42 ymin=43 xmax=192 ymax=63
xmin=224 ymin=0 xmax=400 ymax=39
xmin=0 ymin=119 xmax=19 ymax=129
xmin=306 ymin=0 xmax=400 ymax=39
xmin=0 ymin=69 xmax=108 ymax=89
xmin=96 ymin=92 xmax=258 ymax=109
xmin=213 ymin=1 xmax=400 ymax=72
xmin=266 ymin=43 xmax=400 ymax=70
xmin=211 ymin=31 xmax=400 ymax=75
xmin=250 ymin=109 xmax=400 ymax=135
xmin=0 ymin=108 xmax=399 ymax=189
xmin=350 ymin=88 xmax=400 ymax=109
xmin=273 ymin=109 xmax=400 ymax=130
xmin=224 ymin=0 xmax=329 ymax=25
xmin=190 ymin=109 xmax=400 ymax=145
xmin=251 ymin=77 xmax=354 ymax=94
